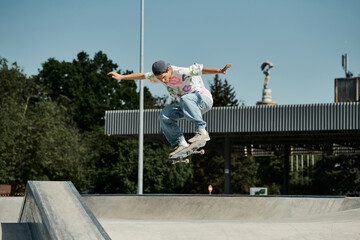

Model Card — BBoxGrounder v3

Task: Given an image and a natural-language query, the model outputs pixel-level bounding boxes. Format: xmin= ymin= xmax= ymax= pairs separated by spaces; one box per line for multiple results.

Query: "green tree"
xmin=87 ymin=127 xmax=193 ymax=194
xmin=36 ymin=51 xmax=157 ymax=131
xmin=88 ymin=131 xmax=139 ymax=194
xmin=0 ymin=57 xmax=89 ymax=194
xmin=0 ymin=58 xmax=38 ymax=194
xmin=255 ymin=156 xmax=283 ymax=194
xmin=143 ymin=141 xmax=193 ymax=193
xmin=313 ymin=155 xmax=360 ymax=195
xmin=28 ymin=101 xmax=90 ymax=190
xmin=187 ymin=150 xmax=224 ymax=194
xmin=231 ymin=155 xmax=259 ymax=194
xmin=187 ymin=151 xmax=259 ymax=194
xmin=209 ymin=74 xmax=242 ymax=107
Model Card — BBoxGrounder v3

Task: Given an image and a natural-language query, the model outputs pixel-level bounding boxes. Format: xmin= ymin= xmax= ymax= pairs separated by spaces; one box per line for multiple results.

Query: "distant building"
xmin=335 ymin=77 xmax=360 ymax=102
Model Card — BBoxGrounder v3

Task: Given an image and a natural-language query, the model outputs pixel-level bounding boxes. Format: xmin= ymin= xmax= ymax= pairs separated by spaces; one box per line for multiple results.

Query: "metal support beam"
xmin=283 ymin=145 xmax=290 ymax=195
xmin=224 ymin=137 xmax=231 ymax=194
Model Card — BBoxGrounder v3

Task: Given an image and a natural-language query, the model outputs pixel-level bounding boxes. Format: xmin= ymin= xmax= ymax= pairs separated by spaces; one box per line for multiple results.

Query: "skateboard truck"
xmin=170 ymin=140 xmax=206 ymax=164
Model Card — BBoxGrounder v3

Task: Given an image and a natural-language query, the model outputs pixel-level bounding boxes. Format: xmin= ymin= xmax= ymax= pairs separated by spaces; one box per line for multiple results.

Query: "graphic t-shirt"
xmin=145 ymin=63 xmax=213 ymax=100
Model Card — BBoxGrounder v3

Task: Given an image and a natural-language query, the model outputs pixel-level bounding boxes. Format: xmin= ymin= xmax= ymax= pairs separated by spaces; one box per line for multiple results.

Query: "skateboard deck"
xmin=170 ymin=140 xmax=206 ymax=164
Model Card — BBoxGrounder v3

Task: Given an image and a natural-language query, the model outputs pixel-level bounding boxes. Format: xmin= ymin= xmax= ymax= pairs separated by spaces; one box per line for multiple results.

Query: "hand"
xmin=107 ymin=72 xmax=123 ymax=80
xmin=220 ymin=64 xmax=232 ymax=75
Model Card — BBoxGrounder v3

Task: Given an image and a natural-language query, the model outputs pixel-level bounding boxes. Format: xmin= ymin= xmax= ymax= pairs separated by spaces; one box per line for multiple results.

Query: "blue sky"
xmin=1 ymin=0 xmax=359 ymax=106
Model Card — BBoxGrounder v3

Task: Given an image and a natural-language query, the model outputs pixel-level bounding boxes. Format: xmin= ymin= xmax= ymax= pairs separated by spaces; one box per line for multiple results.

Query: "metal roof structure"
xmin=104 ymin=102 xmax=360 ymax=194
xmin=105 ymin=102 xmax=360 ymax=143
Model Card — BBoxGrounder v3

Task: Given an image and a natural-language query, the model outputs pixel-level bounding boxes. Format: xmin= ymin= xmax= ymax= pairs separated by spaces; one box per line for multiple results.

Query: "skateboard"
xmin=170 ymin=140 xmax=206 ymax=164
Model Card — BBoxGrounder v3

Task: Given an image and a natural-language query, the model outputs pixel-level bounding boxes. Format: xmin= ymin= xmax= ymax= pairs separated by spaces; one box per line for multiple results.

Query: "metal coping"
xmin=82 ymin=194 xmax=346 ymax=199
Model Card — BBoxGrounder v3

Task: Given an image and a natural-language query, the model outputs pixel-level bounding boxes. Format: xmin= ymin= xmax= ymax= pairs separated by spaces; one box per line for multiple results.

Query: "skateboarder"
xmin=108 ymin=61 xmax=232 ymax=157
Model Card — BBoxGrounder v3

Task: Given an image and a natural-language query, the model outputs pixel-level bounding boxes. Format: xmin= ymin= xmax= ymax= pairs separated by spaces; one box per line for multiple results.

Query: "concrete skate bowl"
xmin=2 ymin=185 xmax=360 ymax=240
xmin=83 ymin=195 xmax=360 ymax=240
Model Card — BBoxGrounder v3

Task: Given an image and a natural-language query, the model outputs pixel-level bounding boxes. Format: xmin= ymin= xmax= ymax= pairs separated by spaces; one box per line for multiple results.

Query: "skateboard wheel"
xmin=184 ymin=159 xmax=190 ymax=164
xmin=200 ymin=149 xmax=205 ymax=155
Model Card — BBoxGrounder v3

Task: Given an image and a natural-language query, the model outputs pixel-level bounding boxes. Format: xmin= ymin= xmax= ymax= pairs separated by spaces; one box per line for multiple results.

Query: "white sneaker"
xmin=188 ymin=129 xmax=210 ymax=143
xmin=169 ymin=141 xmax=189 ymax=157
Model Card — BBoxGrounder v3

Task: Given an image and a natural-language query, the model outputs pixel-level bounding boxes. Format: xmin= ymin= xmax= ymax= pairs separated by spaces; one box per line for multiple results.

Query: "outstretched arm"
xmin=202 ymin=64 xmax=232 ymax=75
xmin=107 ymin=72 xmax=146 ymax=80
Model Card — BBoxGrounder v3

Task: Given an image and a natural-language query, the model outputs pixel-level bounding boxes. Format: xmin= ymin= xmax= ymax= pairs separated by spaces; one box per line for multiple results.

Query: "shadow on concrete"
xmin=1 ymin=223 xmax=31 ymax=240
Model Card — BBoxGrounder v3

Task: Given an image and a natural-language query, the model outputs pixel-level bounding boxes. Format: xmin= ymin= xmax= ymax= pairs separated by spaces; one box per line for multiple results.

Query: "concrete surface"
xmin=2 ymin=191 xmax=360 ymax=240
xmin=0 ymin=223 xmax=31 ymax=240
xmin=99 ymin=217 xmax=360 ymax=240
xmin=0 ymin=197 xmax=32 ymax=240
xmin=83 ymin=195 xmax=360 ymax=220
xmin=0 ymin=197 xmax=23 ymax=223
xmin=0 ymin=197 xmax=31 ymax=240
xmin=83 ymin=195 xmax=360 ymax=240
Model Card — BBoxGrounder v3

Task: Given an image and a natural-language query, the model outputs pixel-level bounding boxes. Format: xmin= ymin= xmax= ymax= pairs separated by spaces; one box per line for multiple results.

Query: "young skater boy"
xmin=108 ymin=61 xmax=232 ymax=157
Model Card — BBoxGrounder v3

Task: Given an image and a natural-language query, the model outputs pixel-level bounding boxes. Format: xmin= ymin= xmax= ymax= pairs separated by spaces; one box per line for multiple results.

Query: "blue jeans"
xmin=159 ymin=92 xmax=213 ymax=146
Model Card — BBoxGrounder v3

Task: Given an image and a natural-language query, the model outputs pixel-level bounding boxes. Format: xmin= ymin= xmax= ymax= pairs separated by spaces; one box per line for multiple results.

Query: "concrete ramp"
xmin=83 ymin=195 xmax=360 ymax=220
xmin=18 ymin=181 xmax=110 ymax=240
xmin=83 ymin=195 xmax=360 ymax=240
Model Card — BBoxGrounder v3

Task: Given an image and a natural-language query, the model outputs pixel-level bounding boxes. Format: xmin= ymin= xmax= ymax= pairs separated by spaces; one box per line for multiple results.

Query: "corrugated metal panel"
xmin=104 ymin=102 xmax=360 ymax=135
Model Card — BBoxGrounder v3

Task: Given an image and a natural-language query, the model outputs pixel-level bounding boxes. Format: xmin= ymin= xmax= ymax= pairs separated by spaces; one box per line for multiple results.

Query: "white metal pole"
xmin=138 ymin=0 xmax=144 ymax=195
